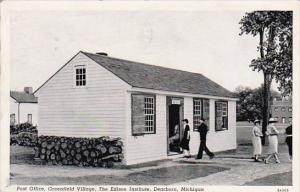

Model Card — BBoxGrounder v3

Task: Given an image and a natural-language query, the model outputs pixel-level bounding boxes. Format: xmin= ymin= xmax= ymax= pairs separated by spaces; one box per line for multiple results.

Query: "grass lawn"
xmin=237 ymin=122 xmax=288 ymax=145
xmin=244 ymin=171 xmax=292 ymax=186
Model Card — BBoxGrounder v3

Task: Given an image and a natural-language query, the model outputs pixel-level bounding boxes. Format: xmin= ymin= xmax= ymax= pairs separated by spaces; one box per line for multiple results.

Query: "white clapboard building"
xmin=35 ymin=51 xmax=237 ymax=165
xmin=10 ymin=87 xmax=38 ymax=126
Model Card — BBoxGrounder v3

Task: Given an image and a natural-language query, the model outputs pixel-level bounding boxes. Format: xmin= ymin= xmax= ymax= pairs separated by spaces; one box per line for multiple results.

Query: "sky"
xmin=9 ymin=8 xmax=275 ymax=93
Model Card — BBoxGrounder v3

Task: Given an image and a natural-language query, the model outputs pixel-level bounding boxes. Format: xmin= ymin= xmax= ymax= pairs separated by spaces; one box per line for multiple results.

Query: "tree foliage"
xmin=239 ymin=11 xmax=292 ymax=96
xmin=234 ymin=85 xmax=280 ymax=122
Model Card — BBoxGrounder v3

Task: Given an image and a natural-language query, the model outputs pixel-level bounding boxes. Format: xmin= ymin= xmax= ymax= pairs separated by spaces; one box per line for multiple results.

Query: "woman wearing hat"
xmin=180 ymin=119 xmax=191 ymax=158
xmin=252 ymin=119 xmax=263 ymax=162
xmin=264 ymin=118 xmax=280 ymax=164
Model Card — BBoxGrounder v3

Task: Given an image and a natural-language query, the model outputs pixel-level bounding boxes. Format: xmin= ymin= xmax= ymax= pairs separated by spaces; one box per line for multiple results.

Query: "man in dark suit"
xmin=196 ymin=118 xmax=215 ymax=160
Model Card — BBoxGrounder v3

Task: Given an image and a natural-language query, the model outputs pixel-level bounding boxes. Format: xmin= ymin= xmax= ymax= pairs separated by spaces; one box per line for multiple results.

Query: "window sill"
xmin=73 ymin=86 xmax=89 ymax=89
xmin=215 ymin=128 xmax=228 ymax=132
xmin=132 ymin=132 xmax=156 ymax=136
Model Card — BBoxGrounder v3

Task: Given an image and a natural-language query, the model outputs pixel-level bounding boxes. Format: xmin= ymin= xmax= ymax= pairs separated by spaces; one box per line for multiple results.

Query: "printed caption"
xmin=16 ymin=186 xmax=205 ymax=192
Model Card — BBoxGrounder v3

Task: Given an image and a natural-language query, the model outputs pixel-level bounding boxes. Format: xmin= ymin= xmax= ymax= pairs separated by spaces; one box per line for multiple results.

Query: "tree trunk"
xmin=261 ymin=26 xmax=275 ymax=145
xmin=262 ymin=73 xmax=271 ymax=145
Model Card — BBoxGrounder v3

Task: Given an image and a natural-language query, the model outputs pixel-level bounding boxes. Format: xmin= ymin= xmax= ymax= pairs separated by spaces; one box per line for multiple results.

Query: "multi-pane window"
xmin=282 ymin=117 xmax=286 ymax=123
xmin=27 ymin=114 xmax=32 ymax=124
xmin=289 ymin=117 xmax=292 ymax=123
xmin=144 ymin=97 xmax=155 ymax=133
xmin=75 ymin=66 xmax=86 ymax=86
xmin=281 ymin=107 xmax=286 ymax=112
xmin=215 ymin=101 xmax=228 ymax=131
xmin=132 ymin=94 xmax=156 ymax=135
xmin=274 ymin=107 xmax=279 ymax=112
xmin=288 ymin=107 xmax=292 ymax=112
xmin=10 ymin=114 xmax=15 ymax=125
xmin=193 ymin=98 xmax=210 ymax=131
xmin=193 ymin=99 xmax=202 ymax=130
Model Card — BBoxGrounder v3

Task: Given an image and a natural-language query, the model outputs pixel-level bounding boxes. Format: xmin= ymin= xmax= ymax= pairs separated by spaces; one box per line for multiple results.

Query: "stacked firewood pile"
xmin=34 ymin=136 xmax=123 ymax=167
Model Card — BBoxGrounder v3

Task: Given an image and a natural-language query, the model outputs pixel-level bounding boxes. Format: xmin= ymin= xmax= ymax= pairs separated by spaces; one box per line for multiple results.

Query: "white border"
xmin=1 ymin=1 xmax=299 ymax=192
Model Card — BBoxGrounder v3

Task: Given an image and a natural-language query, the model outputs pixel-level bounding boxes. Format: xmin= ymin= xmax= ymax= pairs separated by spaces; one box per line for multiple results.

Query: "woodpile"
xmin=34 ymin=136 xmax=123 ymax=168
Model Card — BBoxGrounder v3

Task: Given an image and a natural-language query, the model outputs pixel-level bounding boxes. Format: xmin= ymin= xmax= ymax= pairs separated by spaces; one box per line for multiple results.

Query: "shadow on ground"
xmin=244 ymin=171 xmax=292 ymax=186
xmin=11 ymin=164 xmax=229 ymax=185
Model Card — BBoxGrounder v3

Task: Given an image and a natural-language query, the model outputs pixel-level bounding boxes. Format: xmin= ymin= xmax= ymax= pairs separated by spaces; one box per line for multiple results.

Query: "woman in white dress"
xmin=252 ymin=119 xmax=263 ymax=162
xmin=264 ymin=118 xmax=280 ymax=164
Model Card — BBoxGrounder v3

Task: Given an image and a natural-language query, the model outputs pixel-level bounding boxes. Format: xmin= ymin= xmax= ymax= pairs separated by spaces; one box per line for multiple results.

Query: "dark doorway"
xmin=168 ymin=105 xmax=181 ymax=153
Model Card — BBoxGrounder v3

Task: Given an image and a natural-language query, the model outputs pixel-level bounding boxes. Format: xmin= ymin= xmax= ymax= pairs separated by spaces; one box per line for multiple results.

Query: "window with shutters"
xmin=132 ymin=94 xmax=156 ymax=135
xmin=193 ymin=98 xmax=210 ymax=131
xmin=74 ymin=65 xmax=86 ymax=87
xmin=215 ymin=101 xmax=228 ymax=131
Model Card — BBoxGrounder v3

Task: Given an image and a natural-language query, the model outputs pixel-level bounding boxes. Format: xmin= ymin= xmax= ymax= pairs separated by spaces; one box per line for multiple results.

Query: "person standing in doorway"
xmin=180 ymin=119 xmax=191 ymax=158
xmin=196 ymin=118 xmax=215 ymax=160
xmin=252 ymin=119 xmax=263 ymax=162
xmin=264 ymin=118 xmax=280 ymax=164
xmin=285 ymin=123 xmax=292 ymax=161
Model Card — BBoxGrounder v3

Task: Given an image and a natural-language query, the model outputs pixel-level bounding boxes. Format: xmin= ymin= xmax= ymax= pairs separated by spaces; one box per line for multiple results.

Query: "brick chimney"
xmin=24 ymin=87 xmax=33 ymax=94
xmin=96 ymin=52 xmax=108 ymax=56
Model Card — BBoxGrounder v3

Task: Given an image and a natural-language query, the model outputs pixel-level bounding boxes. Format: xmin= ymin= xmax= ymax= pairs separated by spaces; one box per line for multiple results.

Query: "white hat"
xmin=268 ymin=118 xmax=277 ymax=123
xmin=254 ymin=119 xmax=260 ymax=123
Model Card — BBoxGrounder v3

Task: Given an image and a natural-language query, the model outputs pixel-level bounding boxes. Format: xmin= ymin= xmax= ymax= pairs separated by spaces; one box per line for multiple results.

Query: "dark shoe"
xmin=184 ymin=155 xmax=192 ymax=158
xmin=264 ymin=159 xmax=269 ymax=164
xmin=209 ymin=155 xmax=215 ymax=160
xmin=195 ymin=157 xmax=202 ymax=160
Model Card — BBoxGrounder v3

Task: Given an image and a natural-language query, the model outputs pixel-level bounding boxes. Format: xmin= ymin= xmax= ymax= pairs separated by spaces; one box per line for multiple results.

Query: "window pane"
xmin=216 ymin=101 xmax=228 ymax=131
xmin=144 ymin=96 xmax=155 ymax=133
xmin=75 ymin=67 xmax=87 ymax=87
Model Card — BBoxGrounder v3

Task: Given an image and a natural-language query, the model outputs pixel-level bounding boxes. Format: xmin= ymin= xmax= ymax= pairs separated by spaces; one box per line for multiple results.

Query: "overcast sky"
xmin=10 ymin=9 xmax=275 ymax=93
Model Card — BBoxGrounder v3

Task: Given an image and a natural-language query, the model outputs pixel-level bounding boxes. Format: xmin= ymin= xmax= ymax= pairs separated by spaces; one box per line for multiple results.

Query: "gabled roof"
xmin=10 ymin=91 xmax=38 ymax=103
xmin=82 ymin=51 xmax=235 ymax=98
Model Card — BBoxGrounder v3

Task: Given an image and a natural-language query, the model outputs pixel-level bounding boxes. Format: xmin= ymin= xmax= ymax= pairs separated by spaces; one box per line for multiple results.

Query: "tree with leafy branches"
xmin=234 ymin=85 xmax=280 ymax=122
xmin=239 ymin=11 xmax=292 ymax=144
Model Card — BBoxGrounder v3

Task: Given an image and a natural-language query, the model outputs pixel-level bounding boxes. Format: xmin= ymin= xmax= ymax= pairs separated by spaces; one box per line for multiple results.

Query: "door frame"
xmin=166 ymin=96 xmax=184 ymax=155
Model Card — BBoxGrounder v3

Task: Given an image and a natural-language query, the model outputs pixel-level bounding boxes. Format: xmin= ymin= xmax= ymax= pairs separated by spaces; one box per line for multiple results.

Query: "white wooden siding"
xmin=183 ymin=98 xmax=236 ymax=154
xmin=184 ymin=97 xmax=200 ymax=155
xmin=36 ymin=52 xmax=130 ymax=138
xmin=10 ymin=98 xmax=18 ymax=123
xmin=205 ymin=99 xmax=237 ymax=152
xmin=125 ymin=93 xmax=237 ymax=165
xmin=125 ymin=93 xmax=167 ymax=165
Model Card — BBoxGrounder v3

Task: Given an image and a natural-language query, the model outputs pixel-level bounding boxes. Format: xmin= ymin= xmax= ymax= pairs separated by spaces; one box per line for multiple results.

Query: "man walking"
xmin=196 ymin=118 xmax=215 ymax=160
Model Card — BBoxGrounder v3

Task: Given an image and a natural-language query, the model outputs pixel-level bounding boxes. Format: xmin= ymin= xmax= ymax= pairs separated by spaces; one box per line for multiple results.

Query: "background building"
xmin=270 ymin=96 xmax=292 ymax=124
xmin=10 ymin=87 xmax=38 ymax=126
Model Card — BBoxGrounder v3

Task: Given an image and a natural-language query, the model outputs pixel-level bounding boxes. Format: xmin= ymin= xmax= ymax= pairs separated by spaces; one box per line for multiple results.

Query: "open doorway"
xmin=167 ymin=97 xmax=184 ymax=155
